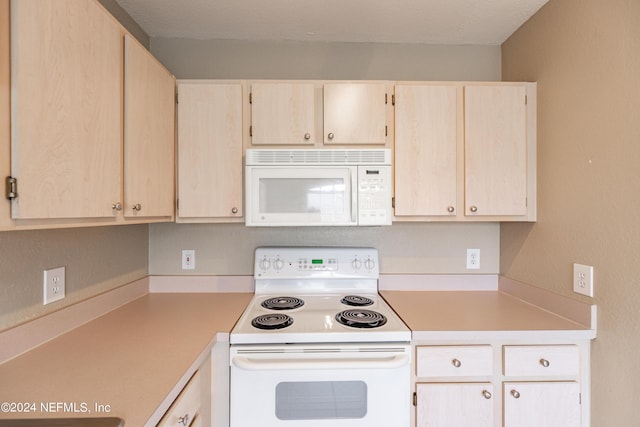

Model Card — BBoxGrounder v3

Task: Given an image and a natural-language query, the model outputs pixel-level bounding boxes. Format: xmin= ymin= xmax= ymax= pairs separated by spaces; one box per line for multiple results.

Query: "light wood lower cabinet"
xmin=414 ymin=344 xmax=587 ymax=427
xmin=158 ymin=370 xmax=202 ymax=427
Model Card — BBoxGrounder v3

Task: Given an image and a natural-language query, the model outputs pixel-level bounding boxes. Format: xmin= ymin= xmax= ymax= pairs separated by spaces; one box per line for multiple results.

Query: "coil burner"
xmin=341 ymin=295 xmax=374 ymax=307
xmin=251 ymin=314 xmax=294 ymax=330
xmin=335 ymin=309 xmax=387 ymax=329
xmin=261 ymin=296 xmax=305 ymax=311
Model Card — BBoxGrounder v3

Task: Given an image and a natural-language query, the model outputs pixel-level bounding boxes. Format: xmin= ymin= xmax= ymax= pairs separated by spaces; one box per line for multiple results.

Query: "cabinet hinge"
xmin=385 ymin=125 xmax=388 ymax=137
xmin=5 ymin=176 xmax=17 ymax=200
xmin=412 ymin=391 xmax=417 ymax=406
xmin=250 ymin=125 xmax=253 ymax=137
xmin=176 ymin=198 xmax=179 ymax=211
xmin=175 ymin=93 xmax=178 ymax=104
xmin=525 ymin=95 xmax=528 ymax=105
xmin=579 ymin=393 xmax=582 ymax=405
xmin=392 ymin=197 xmax=395 ymax=209
xmin=385 ymin=93 xmax=388 ymax=105
xmin=249 ymin=92 xmax=252 ymax=104
xmin=392 ymin=94 xmax=396 ymax=106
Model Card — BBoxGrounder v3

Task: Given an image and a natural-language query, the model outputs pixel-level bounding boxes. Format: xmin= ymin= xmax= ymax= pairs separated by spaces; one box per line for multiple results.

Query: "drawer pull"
xmin=452 ymin=358 xmax=462 ymax=368
xmin=540 ymin=358 xmax=550 ymax=368
xmin=511 ymin=389 xmax=521 ymax=399
xmin=178 ymin=414 xmax=190 ymax=426
xmin=482 ymin=390 xmax=492 ymax=400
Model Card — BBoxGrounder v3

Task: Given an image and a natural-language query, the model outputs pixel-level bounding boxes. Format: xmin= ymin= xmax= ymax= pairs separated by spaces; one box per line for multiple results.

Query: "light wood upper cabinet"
xmin=177 ymin=81 xmax=243 ymax=221
xmin=250 ymin=82 xmax=315 ymax=145
xmin=10 ymin=0 xmax=122 ymax=219
xmin=124 ymin=34 xmax=175 ymax=219
xmin=323 ymin=83 xmax=387 ymax=145
xmin=393 ymin=82 xmax=536 ymax=222
xmin=464 ymin=85 xmax=528 ymax=217
xmin=394 ymin=84 xmax=458 ymax=216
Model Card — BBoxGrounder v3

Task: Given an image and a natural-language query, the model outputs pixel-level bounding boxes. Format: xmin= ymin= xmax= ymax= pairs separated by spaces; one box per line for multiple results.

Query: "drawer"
xmin=158 ymin=370 xmax=201 ymax=427
xmin=503 ymin=345 xmax=579 ymax=377
xmin=416 ymin=345 xmax=493 ymax=377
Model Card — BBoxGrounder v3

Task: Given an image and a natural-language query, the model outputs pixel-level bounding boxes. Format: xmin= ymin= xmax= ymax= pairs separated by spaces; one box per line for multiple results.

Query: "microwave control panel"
xmin=357 ymin=166 xmax=392 ymax=226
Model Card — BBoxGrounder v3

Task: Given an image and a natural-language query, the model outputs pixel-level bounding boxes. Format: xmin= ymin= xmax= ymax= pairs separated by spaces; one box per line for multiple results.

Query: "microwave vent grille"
xmin=247 ymin=149 xmax=390 ymax=165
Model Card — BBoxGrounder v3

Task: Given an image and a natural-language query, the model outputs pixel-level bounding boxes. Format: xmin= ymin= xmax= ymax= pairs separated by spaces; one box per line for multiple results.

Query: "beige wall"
xmin=0 ymin=225 xmax=148 ymax=331
xmin=148 ymin=39 xmax=503 ymax=277
xmin=501 ymin=0 xmax=640 ymax=424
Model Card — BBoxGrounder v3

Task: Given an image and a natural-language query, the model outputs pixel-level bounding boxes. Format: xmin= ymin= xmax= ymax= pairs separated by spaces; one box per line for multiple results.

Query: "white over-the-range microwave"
xmin=245 ymin=149 xmax=392 ymax=226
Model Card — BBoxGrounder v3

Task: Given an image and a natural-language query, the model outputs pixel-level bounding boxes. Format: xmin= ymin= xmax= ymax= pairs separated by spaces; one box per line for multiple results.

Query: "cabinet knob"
xmin=469 ymin=205 xmax=478 ymax=213
xmin=112 ymin=202 xmax=122 ymax=211
xmin=511 ymin=389 xmax=521 ymax=399
xmin=231 ymin=207 xmax=238 ymax=214
xmin=539 ymin=358 xmax=550 ymax=368
xmin=178 ymin=414 xmax=190 ymax=426
xmin=482 ymin=390 xmax=492 ymax=400
xmin=451 ymin=358 xmax=462 ymax=368
xmin=304 ymin=133 xmax=311 ymax=140
xmin=327 ymin=132 xmax=335 ymax=140
xmin=447 ymin=206 xmax=455 ymax=213
xmin=132 ymin=203 xmax=142 ymax=211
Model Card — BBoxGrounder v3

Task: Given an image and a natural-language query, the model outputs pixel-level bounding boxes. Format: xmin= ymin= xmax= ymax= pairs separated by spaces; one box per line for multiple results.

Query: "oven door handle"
xmin=231 ymin=354 xmax=410 ymax=371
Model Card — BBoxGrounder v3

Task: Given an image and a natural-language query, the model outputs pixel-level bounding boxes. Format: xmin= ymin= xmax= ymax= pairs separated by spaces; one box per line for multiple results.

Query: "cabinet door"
xmin=10 ymin=0 xmax=122 ymax=219
xmin=177 ymin=82 xmax=243 ymax=219
xmin=124 ymin=34 xmax=175 ymax=219
xmin=250 ymin=82 xmax=315 ymax=145
xmin=464 ymin=85 xmax=527 ymax=216
xmin=504 ymin=382 xmax=581 ymax=427
xmin=323 ymin=83 xmax=387 ymax=144
xmin=394 ymin=85 xmax=457 ymax=216
xmin=416 ymin=383 xmax=494 ymax=427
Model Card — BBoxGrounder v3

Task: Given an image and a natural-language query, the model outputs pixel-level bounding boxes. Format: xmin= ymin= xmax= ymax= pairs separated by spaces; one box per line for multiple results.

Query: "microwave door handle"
xmin=351 ymin=170 xmax=358 ymax=224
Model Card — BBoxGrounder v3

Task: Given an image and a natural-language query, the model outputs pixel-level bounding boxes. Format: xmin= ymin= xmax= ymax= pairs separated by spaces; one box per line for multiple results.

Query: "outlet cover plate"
xmin=466 ymin=249 xmax=480 ymax=270
xmin=573 ymin=263 xmax=594 ymax=297
xmin=182 ymin=250 xmax=195 ymax=270
xmin=44 ymin=266 xmax=66 ymax=305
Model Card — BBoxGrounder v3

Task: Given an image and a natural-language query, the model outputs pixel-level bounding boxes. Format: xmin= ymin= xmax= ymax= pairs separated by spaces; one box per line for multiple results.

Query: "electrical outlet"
xmin=466 ymin=249 xmax=480 ymax=269
xmin=43 ymin=266 xmax=66 ymax=305
xmin=573 ymin=263 xmax=594 ymax=297
xmin=182 ymin=250 xmax=195 ymax=270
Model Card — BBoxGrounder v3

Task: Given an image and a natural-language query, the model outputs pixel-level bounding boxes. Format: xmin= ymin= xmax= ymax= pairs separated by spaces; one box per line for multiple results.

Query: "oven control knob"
xmin=364 ymin=258 xmax=376 ymax=270
xmin=274 ymin=258 xmax=285 ymax=270
xmin=351 ymin=259 xmax=362 ymax=270
xmin=259 ymin=258 xmax=271 ymax=271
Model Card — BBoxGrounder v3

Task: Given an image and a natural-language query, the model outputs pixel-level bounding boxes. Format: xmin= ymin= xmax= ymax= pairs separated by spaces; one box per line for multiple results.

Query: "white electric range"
xmin=229 ymin=247 xmax=411 ymax=427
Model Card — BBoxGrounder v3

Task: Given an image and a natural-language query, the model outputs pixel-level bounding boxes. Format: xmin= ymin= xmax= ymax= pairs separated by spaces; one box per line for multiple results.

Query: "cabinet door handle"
xmin=112 ymin=202 xmax=122 ymax=211
xmin=132 ymin=203 xmax=142 ymax=211
xmin=482 ymin=390 xmax=492 ymax=400
xmin=304 ymin=133 xmax=311 ymax=140
xmin=327 ymin=132 xmax=335 ymax=140
xmin=178 ymin=413 xmax=190 ymax=426
xmin=451 ymin=358 xmax=462 ymax=368
xmin=511 ymin=389 xmax=521 ymax=399
xmin=231 ymin=207 xmax=238 ymax=214
xmin=447 ymin=206 xmax=455 ymax=213
xmin=539 ymin=358 xmax=550 ymax=367
xmin=469 ymin=205 xmax=478 ymax=213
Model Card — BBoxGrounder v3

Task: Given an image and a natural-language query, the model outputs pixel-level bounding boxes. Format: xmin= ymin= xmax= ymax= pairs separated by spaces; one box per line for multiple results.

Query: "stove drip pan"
xmin=261 ymin=296 xmax=305 ymax=310
xmin=251 ymin=313 xmax=294 ymax=330
xmin=335 ymin=309 xmax=387 ymax=329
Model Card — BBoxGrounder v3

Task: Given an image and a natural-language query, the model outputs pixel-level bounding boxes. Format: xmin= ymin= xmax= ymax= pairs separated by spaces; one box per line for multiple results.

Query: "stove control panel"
xmin=255 ymin=247 xmax=379 ymax=279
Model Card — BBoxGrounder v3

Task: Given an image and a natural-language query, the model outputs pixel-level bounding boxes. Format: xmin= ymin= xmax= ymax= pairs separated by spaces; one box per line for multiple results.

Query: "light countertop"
xmin=0 ymin=293 xmax=252 ymax=426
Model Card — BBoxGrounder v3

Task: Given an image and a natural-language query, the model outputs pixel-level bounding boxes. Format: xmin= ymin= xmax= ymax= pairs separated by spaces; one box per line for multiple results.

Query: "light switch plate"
xmin=44 ymin=266 xmax=66 ymax=305
xmin=573 ymin=263 xmax=594 ymax=297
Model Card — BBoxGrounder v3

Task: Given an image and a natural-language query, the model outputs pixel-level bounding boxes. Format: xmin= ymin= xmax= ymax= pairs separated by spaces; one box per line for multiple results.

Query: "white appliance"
xmin=245 ymin=149 xmax=392 ymax=226
xmin=229 ymin=247 xmax=411 ymax=427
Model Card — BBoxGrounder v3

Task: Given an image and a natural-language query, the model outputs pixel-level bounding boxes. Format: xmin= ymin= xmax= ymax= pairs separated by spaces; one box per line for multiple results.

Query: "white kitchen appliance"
xmin=229 ymin=247 xmax=411 ymax=427
xmin=244 ymin=149 xmax=392 ymax=226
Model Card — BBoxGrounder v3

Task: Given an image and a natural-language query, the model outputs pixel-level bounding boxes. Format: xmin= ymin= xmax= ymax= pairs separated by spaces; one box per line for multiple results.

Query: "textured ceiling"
xmin=115 ymin=0 xmax=549 ymax=45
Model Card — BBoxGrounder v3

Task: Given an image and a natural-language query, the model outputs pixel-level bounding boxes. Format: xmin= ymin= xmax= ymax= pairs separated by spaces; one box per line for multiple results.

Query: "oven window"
xmin=275 ymin=381 xmax=367 ymax=420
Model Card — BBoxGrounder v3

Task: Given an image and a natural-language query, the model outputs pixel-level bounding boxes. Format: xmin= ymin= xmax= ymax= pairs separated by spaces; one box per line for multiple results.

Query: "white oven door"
xmin=245 ymin=166 xmax=357 ymax=226
xmin=230 ymin=345 xmax=411 ymax=427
